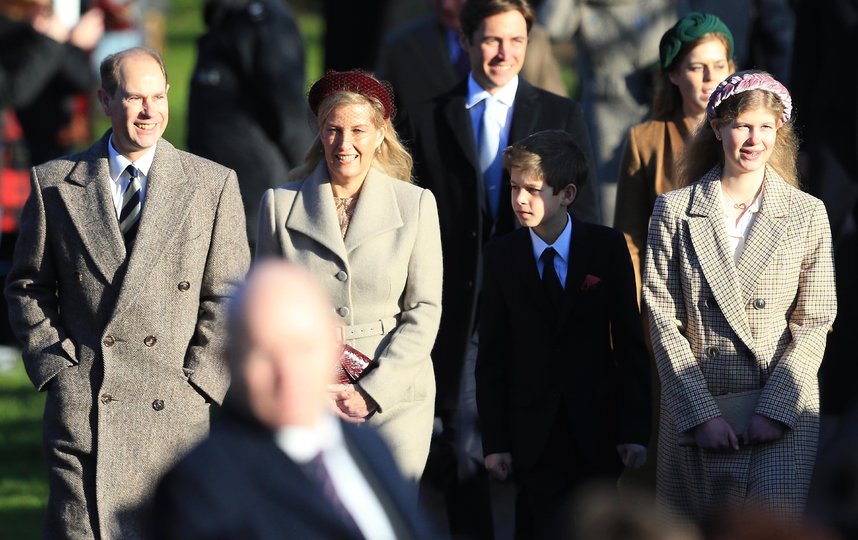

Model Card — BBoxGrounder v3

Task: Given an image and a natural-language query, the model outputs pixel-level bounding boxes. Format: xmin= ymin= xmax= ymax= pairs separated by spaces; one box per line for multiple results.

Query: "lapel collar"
xmin=511 ymin=228 xmax=553 ymax=318
xmin=508 ymin=79 xmax=540 ymax=144
xmin=735 ymin=168 xmax=790 ymax=304
xmin=442 ymin=81 xmax=481 ymax=176
xmin=58 ymin=133 xmax=126 ymax=286
xmin=112 ymin=139 xmax=198 ymax=316
xmin=343 ymin=168 xmax=404 ymax=253
xmin=687 ymin=168 xmax=757 ymax=354
xmin=285 ymin=164 xmax=349 ymax=266
xmin=559 ymin=216 xmax=591 ymax=328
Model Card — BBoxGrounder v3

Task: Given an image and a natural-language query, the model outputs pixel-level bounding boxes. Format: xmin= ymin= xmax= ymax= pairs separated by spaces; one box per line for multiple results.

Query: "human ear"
xmin=97 ymin=88 xmax=111 ymax=115
xmin=710 ymin=119 xmax=722 ymax=141
xmin=561 ymin=184 xmax=577 ymax=206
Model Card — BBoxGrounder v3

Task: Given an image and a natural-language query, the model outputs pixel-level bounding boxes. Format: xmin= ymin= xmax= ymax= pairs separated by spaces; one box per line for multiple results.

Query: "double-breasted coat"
xmin=256 ymin=164 xmax=443 ymax=479
xmin=642 ymin=166 xmax=837 ymax=519
xmin=4 ymin=133 xmax=250 ymax=539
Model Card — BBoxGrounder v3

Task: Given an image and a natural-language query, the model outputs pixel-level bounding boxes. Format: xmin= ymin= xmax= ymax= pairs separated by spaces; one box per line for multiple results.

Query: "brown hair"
xmin=99 ymin=47 xmax=168 ymax=97
xmin=460 ymin=0 xmax=535 ymax=43
xmin=652 ymin=34 xmax=734 ymax=120
xmin=676 ymin=89 xmax=799 ymax=188
xmin=502 ymin=130 xmax=588 ymax=195
xmin=290 ymin=91 xmax=413 ymax=182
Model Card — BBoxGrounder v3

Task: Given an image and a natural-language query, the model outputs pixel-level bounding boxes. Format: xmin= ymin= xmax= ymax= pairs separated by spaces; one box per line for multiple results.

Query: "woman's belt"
xmin=339 ymin=317 xmax=398 ymax=340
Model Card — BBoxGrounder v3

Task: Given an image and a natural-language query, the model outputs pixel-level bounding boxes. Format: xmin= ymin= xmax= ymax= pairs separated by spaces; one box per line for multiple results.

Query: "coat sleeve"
xmin=756 ymin=199 xmax=837 ymax=428
xmin=4 ymin=168 xmax=77 ymax=390
xmin=642 ymin=195 xmax=720 ymax=433
xmin=357 ymin=189 xmax=443 ymax=412
xmin=613 ymin=127 xmax=649 ymax=300
xmin=185 ymin=170 xmax=250 ymax=404
xmin=475 ymin=242 xmax=514 ymax=456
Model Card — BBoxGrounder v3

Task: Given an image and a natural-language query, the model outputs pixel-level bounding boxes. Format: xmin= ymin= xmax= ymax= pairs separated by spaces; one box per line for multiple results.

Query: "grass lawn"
xmin=0 ymin=2 xmax=324 ymax=537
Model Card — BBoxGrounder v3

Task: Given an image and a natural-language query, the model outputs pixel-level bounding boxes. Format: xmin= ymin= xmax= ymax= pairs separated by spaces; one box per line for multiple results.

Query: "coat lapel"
xmin=687 ymin=169 xmax=758 ymax=355
xmin=442 ymin=82 xmax=481 ymax=177
xmin=285 ymin=164 xmax=349 ymax=266
xmin=511 ymin=228 xmax=553 ymax=320
xmin=560 ymin=217 xmax=591 ymax=328
xmin=112 ymin=139 xmax=199 ymax=317
xmin=58 ymin=135 xmax=126 ymax=286
xmin=343 ymin=168 xmax=404 ymax=253
xmin=735 ymin=169 xmax=791 ymax=303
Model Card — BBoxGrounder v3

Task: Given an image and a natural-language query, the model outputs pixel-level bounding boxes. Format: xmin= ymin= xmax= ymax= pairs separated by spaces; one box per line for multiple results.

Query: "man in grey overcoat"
xmin=4 ymin=47 xmax=250 ymax=539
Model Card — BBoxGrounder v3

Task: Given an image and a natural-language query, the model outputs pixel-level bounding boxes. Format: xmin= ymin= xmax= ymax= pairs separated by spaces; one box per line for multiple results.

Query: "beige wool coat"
xmin=642 ymin=167 xmax=837 ymax=519
xmin=4 ymin=134 xmax=250 ymax=539
xmin=256 ymin=164 xmax=442 ymax=479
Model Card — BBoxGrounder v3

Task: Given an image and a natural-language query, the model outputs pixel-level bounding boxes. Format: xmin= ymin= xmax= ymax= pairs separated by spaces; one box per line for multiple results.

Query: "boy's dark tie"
xmin=303 ymin=451 xmax=364 ymax=537
xmin=119 ymin=164 xmax=142 ymax=248
xmin=541 ymin=247 xmax=564 ymax=311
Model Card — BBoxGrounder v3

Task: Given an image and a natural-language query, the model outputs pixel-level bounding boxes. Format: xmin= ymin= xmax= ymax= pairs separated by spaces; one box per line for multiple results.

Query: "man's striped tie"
xmin=119 ymin=164 xmax=142 ymax=247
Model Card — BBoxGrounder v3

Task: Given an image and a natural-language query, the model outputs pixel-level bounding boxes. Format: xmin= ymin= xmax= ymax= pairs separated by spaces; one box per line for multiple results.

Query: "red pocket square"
xmin=581 ymin=274 xmax=601 ymax=292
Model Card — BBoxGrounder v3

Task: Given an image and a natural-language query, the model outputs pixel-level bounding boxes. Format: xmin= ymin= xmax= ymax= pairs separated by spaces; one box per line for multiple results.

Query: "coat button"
xmin=335 ymin=271 xmax=348 ymax=282
xmin=74 ymin=272 xmax=83 ymax=283
xmin=704 ymin=296 xmax=716 ymax=309
xmin=706 ymin=346 xmax=719 ymax=359
xmin=337 ymin=306 xmax=350 ymax=318
xmin=753 ymin=298 xmax=766 ymax=310
xmin=178 ymin=281 xmax=191 ymax=291
xmin=144 ymin=335 xmax=157 ymax=347
xmin=152 ymin=399 xmax=165 ymax=411
xmin=103 ymin=335 xmax=115 ymax=347
xmin=100 ymin=393 xmax=115 ymax=404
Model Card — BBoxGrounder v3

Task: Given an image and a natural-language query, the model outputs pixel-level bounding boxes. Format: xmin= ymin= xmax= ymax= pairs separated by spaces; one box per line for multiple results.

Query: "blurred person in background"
xmin=188 ymin=0 xmax=313 ymax=250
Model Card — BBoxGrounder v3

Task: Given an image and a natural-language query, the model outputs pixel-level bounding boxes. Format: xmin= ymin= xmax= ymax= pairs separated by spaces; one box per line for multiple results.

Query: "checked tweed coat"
xmin=4 ymin=133 xmax=250 ymax=539
xmin=642 ymin=166 xmax=836 ymax=519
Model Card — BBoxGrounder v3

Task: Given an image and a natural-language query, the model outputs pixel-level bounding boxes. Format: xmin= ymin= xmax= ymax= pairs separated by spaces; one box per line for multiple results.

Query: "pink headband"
xmin=706 ymin=71 xmax=792 ymax=122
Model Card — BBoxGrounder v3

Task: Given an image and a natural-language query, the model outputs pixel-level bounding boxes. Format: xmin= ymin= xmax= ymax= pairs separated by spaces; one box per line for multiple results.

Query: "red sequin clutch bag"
xmin=336 ymin=345 xmax=376 ymax=384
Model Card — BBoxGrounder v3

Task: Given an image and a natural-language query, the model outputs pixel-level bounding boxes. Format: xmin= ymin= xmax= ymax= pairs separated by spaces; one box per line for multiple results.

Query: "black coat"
xmin=151 ymin=411 xmax=441 ymax=540
xmin=187 ymin=0 xmax=313 ymax=245
xmin=475 ymin=220 xmax=650 ymax=472
xmin=399 ymin=79 xmax=602 ymax=416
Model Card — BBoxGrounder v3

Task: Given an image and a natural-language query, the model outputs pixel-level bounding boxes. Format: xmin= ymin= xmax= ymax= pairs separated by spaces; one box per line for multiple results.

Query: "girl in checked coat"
xmin=256 ymin=70 xmax=442 ymax=479
xmin=643 ymin=70 xmax=836 ymax=520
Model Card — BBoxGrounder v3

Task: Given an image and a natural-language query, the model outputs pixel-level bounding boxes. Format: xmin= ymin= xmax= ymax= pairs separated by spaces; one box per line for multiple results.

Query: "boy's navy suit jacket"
xmin=475 ymin=216 xmax=651 ymax=473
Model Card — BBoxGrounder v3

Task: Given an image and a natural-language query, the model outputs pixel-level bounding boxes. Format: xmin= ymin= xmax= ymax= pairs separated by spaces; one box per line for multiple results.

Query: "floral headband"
xmin=308 ymin=69 xmax=396 ymax=120
xmin=706 ymin=71 xmax=792 ymax=122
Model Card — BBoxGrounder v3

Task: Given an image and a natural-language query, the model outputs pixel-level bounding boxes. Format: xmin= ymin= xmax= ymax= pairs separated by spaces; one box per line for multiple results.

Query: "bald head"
xmin=228 ymin=260 xmax=341 ymax=430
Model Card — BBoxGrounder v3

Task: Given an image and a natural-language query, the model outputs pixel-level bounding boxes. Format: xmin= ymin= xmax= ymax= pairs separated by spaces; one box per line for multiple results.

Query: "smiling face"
xmin=713 ymin=105 xmax=780 ymax=178
xmin=510 ymin=168 xmax=575 ymax=243
xmin=669 ymin=37 xmax=731 ymax=117
xmin=98 ymin=52 xmax=169 ymax=162
xmin=464 ymin=9 xmax=528 ymax=94
xmin=320 ymin=100 xmax=386 ymax=187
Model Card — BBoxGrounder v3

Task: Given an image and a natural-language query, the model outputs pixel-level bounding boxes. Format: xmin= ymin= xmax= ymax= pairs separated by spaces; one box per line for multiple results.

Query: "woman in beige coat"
xmin=643 ymin=71 xmax=836 ymax=519
xmin=615 ymin=12 xmax=735 ymax=297
xmin=256 ymin=70 xmax=442 ymax=479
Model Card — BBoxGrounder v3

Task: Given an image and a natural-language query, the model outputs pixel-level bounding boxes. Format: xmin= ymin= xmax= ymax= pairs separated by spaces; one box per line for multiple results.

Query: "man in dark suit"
xmin=152 ymin=261 xmax=439 ymax=540
xmin=4 ymin=47 xmax=250 ymax=539
xmin=477 ymin=130 xmax=650 ymax=537
xmin=399 ymin=0 xmax=601 ymax=535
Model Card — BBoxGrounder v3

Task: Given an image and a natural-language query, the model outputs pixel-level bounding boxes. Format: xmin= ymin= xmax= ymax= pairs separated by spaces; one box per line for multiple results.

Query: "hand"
xmin=693 ymin=416 xmax=739 ymax=451
xmin=69 ymin=9 xmax=105 ymax=51
xmin=484 ymin=453 xmax=513 ymax=481
xmin=745 ymin=413 xmax=786 ymax=444
xmin=328 ymin=383 xmax=377 ymax=423
xmin=616 ymin=443 xmax=647 ymax=469
xmin=31 ymin=12 xmax=70 ymax=43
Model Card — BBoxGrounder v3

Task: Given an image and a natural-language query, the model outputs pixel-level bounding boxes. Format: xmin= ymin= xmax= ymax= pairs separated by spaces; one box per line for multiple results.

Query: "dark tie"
xmin=304 ymin=451 xmax=363 ymax=537
xmin=541 ymin=247 xmax=564 ymax=311
xmin=119 ymin=164 xmax=142 ymax=248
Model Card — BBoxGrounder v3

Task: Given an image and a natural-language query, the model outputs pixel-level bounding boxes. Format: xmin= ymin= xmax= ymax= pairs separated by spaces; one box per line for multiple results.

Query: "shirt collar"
xmin=274 ymin=414 xmax=343 ymax=465
xmin=465 ymin=73 xmax=519 ymax=109
xmin=529 ymin=213 xmax=572 ymax=264
xmin=107 ymin=134 xmax=157 ymax=182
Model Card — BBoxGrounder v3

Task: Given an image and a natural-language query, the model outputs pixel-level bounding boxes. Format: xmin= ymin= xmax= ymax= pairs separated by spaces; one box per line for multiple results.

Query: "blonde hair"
xmin=290 ymin=91 xmax=413 ymax=182
xmin=676 ymin=88 xmax=799 ymax=188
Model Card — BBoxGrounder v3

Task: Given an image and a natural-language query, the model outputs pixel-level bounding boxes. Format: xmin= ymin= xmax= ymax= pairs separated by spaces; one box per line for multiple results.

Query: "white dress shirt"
xmin=529 ymin=214 xmax=572 ymax=287
xmin=720 ymin=184 xmax=762 ymax=265
xmin=275 ymin=415 xmax=396 ymax=540
xmin=106 ymin=135 xmax=155 ymax=218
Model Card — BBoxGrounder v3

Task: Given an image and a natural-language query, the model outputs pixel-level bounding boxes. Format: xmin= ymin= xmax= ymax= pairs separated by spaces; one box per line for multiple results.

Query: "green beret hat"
xmin=659 ymin=12 xmax=734 ymax=70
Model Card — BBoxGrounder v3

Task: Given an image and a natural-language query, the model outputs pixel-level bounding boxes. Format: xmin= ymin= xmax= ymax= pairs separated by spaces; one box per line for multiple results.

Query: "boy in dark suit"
xmin=475 ymin=130 xmax=651 ymax=538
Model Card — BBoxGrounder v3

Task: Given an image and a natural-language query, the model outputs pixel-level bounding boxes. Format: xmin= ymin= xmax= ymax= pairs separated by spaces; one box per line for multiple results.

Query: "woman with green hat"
xmin=614 ymin=12 xmax=735 ymax=299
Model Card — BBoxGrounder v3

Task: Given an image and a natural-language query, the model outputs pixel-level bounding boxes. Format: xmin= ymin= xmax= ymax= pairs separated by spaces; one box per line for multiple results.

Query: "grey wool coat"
xmin=4 ymin=133 xmax=250 ymax=539
xmin=642 ymin=166 xmax=837 ymax=520
xmin=257 ymin=164 xmax=442 ymax=479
